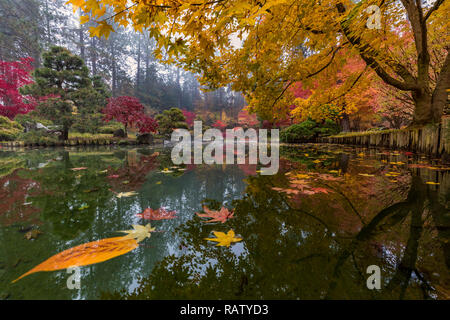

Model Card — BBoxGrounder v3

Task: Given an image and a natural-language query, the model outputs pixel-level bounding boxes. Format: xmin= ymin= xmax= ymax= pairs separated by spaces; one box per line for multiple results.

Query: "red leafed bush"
xmin=102 ymin=96 xmax=157 ymax=134
xmin=212 ymin=120 xmax=227 ymax=130
xmin=136 ymin=115 xmax=158 ymax=133
xmin=0 ymin=57 xmax=36 ymax=119
xmin=182 ymin=109 xmax=195 ymax=127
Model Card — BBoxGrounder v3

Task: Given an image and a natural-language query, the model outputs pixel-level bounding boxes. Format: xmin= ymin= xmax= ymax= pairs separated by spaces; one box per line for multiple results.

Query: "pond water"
xmin=0 ymin=144 xmax=449 ymax=300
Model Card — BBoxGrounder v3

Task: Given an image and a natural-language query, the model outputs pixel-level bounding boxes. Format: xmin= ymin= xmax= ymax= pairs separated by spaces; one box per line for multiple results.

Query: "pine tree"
xmin=22 ymin=46 xmax=107 ymax=140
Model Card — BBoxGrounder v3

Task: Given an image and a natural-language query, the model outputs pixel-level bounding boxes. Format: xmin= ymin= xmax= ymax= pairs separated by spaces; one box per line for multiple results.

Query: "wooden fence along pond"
xmin=319 ymin=116 xmax=450 ymax=161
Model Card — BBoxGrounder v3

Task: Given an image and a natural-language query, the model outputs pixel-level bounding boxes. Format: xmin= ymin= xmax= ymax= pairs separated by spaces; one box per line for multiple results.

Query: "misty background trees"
xmin=0 ymin=0 xmax=245 ymax=118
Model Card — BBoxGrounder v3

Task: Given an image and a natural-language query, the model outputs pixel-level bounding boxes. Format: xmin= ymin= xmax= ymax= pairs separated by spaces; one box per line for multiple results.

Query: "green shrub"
xmin=280 ymin=119 xmax=340 ymax=143
xmin=280 ymin=120 xmax=317 ymax=143
xmin=17 ymin=130 xmax=58 ymax=145
xmin=315 ymin=119 xmax=341 ymax=136
xmin=0 ymin=116 xmax=23 ymax=141
xmin=15 ymin=112 xmax=53 ymax=128
xmin=72 ymin=113 xmax=104 ymax=134
xmin=98 ymin=121 xmax=124 ymax=134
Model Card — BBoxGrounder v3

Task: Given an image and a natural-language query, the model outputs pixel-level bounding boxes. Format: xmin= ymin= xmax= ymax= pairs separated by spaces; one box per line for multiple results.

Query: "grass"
xmin=69 ymin=132 xmax=114 ymax=139
xmin=328 ymin=128 xmax=403 ymax=138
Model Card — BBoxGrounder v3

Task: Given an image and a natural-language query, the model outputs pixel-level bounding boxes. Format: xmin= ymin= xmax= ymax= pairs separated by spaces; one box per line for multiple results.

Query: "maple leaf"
xmin=309 ymin=187 xmax=332 ymax=194
xmin=71 ymin=167 xmax=87 ymax=171
xmin=117 ymin=224 xmax=156 ymax=243
xmin=115 ymin=191 xmax=138 ymax=198
xmin=12 ymin=236 xmax=139 ymax=283
xmin=136 ymin=208 xmax=177 ymax=220
xmin=196 ymin=206 xmax=234 ymax=223
xmin=358 ymin=173 xmax=375 ymax=177
xmin=295 ymin=174 xmax=311 ymax=179
xmin=204 ymin=230 xmax=242 ymax=247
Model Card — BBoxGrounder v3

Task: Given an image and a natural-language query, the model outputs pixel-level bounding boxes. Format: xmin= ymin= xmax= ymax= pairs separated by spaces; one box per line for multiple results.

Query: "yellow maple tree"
xmin=65 ymin=0 xmax=449 ymax=125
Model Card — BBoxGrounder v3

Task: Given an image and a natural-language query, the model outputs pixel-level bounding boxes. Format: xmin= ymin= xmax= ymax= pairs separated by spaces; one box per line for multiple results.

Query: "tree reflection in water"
xmin=103 ymin=157 xmax=450 ymax=300
xmin=0 ymin=145 xmax=448 ymax=299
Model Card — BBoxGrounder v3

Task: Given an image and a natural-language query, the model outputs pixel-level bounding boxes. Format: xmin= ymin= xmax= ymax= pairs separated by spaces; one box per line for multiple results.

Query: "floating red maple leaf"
xmin=136 ymin=208 xmax=177 ymax=220
xmin=196 ymin=206 xmax=234 ymax=223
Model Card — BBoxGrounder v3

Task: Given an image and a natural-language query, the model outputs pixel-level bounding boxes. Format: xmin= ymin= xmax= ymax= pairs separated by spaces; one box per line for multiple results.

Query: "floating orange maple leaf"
xmin=196 ymin=206 xmax=234 ymax=223
xmin=12 ymin=237 xmax=139 ymax=283
xmin=71 ymin=167 xmax=87 ymax=171
xmin=136 ymin=208 xmax=177 ymax=220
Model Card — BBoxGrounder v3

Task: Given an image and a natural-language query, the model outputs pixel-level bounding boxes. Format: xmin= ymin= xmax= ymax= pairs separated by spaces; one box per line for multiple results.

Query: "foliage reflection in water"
xmin=0 ymin=144 xmax=448 ymax=300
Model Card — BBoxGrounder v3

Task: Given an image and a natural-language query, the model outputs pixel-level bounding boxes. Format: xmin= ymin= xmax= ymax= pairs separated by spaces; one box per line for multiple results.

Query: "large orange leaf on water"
xmin=12 ymin=236 xmax=138 ymax=283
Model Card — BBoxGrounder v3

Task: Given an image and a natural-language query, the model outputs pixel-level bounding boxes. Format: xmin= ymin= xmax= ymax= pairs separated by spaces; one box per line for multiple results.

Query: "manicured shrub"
xmin=280 ymin=119 xmax=340 ymax=143
xmin=98 ymin=121 xmax=124 ymax=134
xmin=0 ymin=115 xmax=23 ymax=141
xmin=17 ymin=130 xmax=58 ymax=145
xmin=280 ymin=120 xmax=317 ymax=143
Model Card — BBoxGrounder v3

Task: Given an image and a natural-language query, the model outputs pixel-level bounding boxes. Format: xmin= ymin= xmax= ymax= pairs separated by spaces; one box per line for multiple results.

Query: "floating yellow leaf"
xmin=426 ymin=181 xmax=440 ymax=185
xmin=205 ymin=230 xmax=242 ymax=247
xmin=116 ymin=191 xmax=138 ymax=198
xmin=358 ymin=173 xmax=375 ymax=177
xmin=78 ymin=204 xmax=89 ymax=210
xmin=12 ymin=236 xmax=139 ymax=283
xmin=117 ymin=224 xmax=156 ymax=243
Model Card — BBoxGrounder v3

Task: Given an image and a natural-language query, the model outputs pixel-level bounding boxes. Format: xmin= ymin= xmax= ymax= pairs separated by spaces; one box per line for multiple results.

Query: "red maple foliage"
xmin=212 ymin=120 xmax=227 ymax=130
xmin=136 ymin=208 xmax=177 ymax=220
xmin=196 ymin=206 xmax=234 ymax=223
xmin=237 ymin=108 xmax=259 ymax=127
xmin=102 ymin=96 xmax=158 ymax=134
xmin=182 ymin=109 xmax=195 ymax=127
xmin=0 ymin=58 xmax=36 ymax=119
xmin=136 ymin=115 xmax=158 ymax=133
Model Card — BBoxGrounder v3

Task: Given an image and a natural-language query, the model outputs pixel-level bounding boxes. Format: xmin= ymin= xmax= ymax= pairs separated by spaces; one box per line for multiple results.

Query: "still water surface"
xmin=0 ymin=144 xmax=448 ymax=299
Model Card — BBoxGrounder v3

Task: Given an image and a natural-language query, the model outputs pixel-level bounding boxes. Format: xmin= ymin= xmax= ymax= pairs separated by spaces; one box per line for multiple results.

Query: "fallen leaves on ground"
xmin=136 ymin=208 xmax=177 ymax=220
xmin=196 ymin=206 xmax=234 ymax=223
xmin=204 ymin=230 xmax=242 ymax=247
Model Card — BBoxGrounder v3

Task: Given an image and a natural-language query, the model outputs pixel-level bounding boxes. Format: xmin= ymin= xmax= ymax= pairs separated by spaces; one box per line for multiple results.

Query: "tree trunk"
xmin=136 ymin=34 xmax=141 ymax=92
xmin=91 ymin=37 xmax=97 ymax=75
xmin=60 ymin=128 xmax=69 ymax=141
xmin=412 ymin=91 xmax=432 ymax=125
xmin=340 ymin=112 xmax=350 ymax=132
